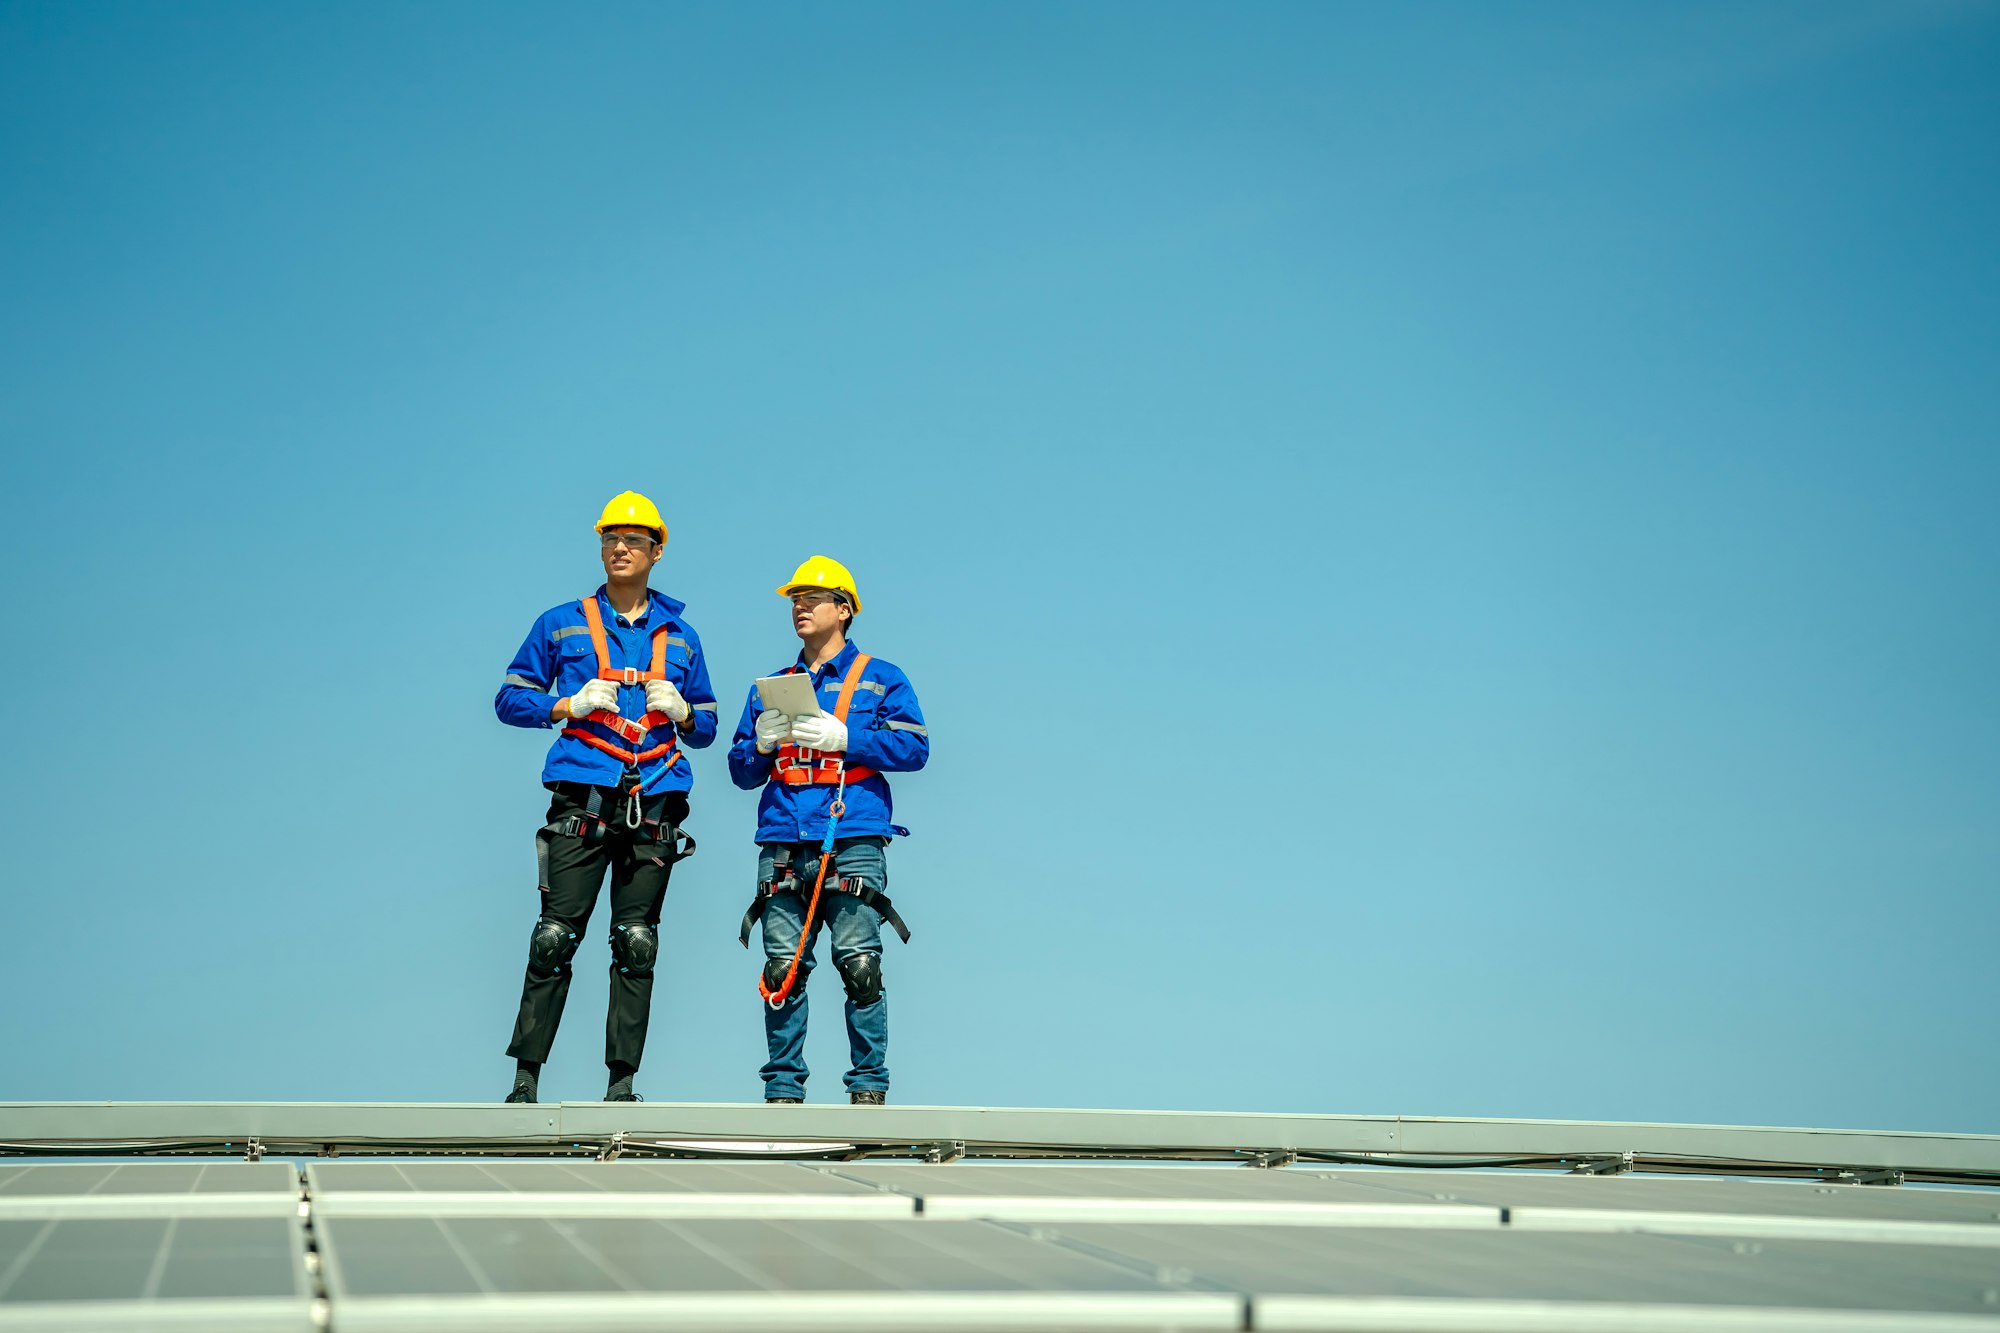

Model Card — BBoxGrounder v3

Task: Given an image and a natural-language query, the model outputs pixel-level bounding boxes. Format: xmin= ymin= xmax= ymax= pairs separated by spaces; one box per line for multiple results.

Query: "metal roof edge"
xmin=2 ymin=1103 xmax=1995 ymax=1182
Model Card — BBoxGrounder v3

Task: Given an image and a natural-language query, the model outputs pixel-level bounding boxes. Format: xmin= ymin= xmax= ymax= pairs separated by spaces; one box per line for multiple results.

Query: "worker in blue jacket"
xmin=728 ymin=555 xmax=929 ymax=1105
xmin=493 ymin=491 xmax=719 ymax=1103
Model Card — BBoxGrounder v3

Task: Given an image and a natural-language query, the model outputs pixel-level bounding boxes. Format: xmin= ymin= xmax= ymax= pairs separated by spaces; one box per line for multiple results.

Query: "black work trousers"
xmin=506 ymin=784 xmax=689 ymax=1072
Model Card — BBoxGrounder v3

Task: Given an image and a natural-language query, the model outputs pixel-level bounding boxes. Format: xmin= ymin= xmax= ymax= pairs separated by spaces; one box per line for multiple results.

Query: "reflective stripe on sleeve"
xmin=883 ymin=719 xmax=927 ymax=735
xmin=504 ymin=673 xmax=547 ymax=689
xmin=693 ymin=702 xmax=718 ymax=712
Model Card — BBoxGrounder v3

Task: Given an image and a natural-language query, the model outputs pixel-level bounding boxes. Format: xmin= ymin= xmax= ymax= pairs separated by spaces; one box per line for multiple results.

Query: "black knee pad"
xmin=527 ymin=921 xmax=580 ymax=977
xmin=763 ymin=957 xmax=805 ymax=992
xmin=611 ymin=923 xmax=657 ymax=977
xmin=837 ymin=953 xmax=884 ymax=1006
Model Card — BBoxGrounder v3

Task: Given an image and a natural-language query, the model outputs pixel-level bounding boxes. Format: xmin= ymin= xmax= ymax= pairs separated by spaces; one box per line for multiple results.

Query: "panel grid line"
xmin=0 ymin=1219 xmax=57 ymax=1300
xmin=140 ymin=1215 xmax=179 ymax=1299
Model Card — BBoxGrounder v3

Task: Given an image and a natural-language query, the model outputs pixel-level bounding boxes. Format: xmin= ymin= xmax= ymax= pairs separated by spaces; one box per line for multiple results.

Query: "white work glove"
xmin=789 ymin=712 xmax=848 ymax=753
xmin=645 ymin=679 xmax=691 ymax=723
xmin=754 ymin=710 xmax=791 ymax=754
xmin=565 ymin=679 xmax=620 ymax=719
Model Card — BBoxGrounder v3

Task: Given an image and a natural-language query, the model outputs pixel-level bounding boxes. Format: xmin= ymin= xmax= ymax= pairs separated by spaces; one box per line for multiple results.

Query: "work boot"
xmin=605 ymin=1073 xmax=641 ymax=1102
xmin=505 ymin=1070 xmax=538 ymax=1104
xmin=850 ymin=1090 xmax=886 ymax=1106
xmin=766 ymin=1096 xmax=803 ymax=1104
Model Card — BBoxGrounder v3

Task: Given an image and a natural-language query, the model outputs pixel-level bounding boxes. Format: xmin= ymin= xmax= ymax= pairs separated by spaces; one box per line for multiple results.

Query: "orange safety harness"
xmin=758 ymin=652 xmax=876 ymax=1008
xmin=771 ymin=653 xmax=876 ymax=786
xmin=561 ymin=596 xmax=684 ymax=789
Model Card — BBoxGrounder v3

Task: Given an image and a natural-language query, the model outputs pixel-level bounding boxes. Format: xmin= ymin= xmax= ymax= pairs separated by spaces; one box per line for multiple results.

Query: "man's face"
xmin=599 ymin=527 xmax=661 ymax=581
xmin=790 ymin=590 xmax=850 ymax=640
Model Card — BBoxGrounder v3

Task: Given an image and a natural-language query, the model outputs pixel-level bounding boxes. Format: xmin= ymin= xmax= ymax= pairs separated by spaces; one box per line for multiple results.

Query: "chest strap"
xmin=561 ymin=596 xmax=683 ymax=769
xmin=773 ymin=653 xmax=879 ymax=786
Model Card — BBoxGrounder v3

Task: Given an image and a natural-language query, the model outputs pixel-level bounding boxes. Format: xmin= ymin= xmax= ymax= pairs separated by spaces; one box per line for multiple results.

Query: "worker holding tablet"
xmin=727 ymin=556 xmax=929 ymax=1105
xmin=493 ymin=492 xmax=719 ymax=1104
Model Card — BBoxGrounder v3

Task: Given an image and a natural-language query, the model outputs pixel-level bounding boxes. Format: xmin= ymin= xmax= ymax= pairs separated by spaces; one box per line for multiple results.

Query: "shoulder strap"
xmin=650 ymin=624 xmax=669 ymax=676
xmin=831 ymin=653 xmax=874 ymax=722
xmin=578 ymin=595 xmax=612 ymax=672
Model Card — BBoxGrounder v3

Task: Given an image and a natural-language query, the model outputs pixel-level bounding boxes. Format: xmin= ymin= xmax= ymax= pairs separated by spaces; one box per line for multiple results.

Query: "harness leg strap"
xmin=738 ymin=894 xmax=767 ymax=948
xmin=534 ymin=819 xmax=588 ymax=894
xmin=738 ymin=872 xmax=912 ymax=946
xmin=737 ymin=869 xmax=794 ymax=947
xmin=738 ymin=849 xmax=796 ymax=947
xmin=854 ymin=886 xmax=912 ymax=944
xmin=836 ymin=877 xmax=912 ymax=944
xmin=534 ymin=790 xmax=611 ymax=893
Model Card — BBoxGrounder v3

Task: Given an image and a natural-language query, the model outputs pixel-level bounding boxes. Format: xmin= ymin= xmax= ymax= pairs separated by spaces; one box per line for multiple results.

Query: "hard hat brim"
xmin=776 ymin=582 xmax=861 ymax=614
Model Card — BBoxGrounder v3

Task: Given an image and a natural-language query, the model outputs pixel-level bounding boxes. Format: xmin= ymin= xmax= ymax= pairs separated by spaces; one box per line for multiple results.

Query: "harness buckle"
xmin=621 ymin=667 xmax=641 ymax=685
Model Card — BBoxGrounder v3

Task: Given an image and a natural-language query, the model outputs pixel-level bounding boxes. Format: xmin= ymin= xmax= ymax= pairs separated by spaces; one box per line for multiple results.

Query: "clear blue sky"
xmin=3 ymin=1 xmax=1995 ymax=1129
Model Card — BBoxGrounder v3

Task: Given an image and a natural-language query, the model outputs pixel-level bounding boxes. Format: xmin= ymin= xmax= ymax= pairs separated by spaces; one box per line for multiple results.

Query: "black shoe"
xmin=505 ymin=1072 xmax=538 ymax=1104
xmin=766 ymin=1096 xmax=803 ymax=1104
xmin=605 ymin=1073 xmax=641 ymax=1102
xmin=850 ymin=1089 xmax=886 ymax=1106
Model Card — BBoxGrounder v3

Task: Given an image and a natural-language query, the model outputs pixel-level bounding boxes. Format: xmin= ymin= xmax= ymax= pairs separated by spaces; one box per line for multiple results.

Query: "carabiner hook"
xmin=625 ymin=783 xmax=643 ymax=829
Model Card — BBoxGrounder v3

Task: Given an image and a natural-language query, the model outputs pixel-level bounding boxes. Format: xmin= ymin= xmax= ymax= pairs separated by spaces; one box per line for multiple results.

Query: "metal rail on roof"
xmin=1 ymin=1103 xmax=1995 ymax=1187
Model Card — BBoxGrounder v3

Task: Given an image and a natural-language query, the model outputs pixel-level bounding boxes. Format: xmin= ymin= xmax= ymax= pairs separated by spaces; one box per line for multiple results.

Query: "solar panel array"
xmin=3 ymin=1157 xmax=1996 ymax=1330
xmin=0 ymin=1163 xmax=312 ymax=1331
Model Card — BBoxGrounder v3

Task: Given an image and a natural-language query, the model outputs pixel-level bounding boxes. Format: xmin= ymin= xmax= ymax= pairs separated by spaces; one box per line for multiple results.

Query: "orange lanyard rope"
xmin=759 ymin=780 xmax=846 ymax=1008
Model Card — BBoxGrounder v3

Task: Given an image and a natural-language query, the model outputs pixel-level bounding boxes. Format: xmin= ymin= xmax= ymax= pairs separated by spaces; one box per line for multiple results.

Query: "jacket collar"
xmin=796 ymin=638 xmax=860 ymax=677
xmin=593 ymin=584 xmax=686 ymax=627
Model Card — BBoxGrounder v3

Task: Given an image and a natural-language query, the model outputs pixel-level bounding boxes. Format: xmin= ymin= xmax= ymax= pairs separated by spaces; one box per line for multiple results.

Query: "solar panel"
xmin=0 ymin=1217 xmax=311 ymax=1300
xmin=1014 ymin=1221 xmax=2000 ymax=1310
xmin=1 ymin=1107 xmax=1994 ymax=1330
xmin=319 ymin=1216 xmax=1182 ymax=1297
xmin=0 ymin=1162 xmax=300 ymax=1198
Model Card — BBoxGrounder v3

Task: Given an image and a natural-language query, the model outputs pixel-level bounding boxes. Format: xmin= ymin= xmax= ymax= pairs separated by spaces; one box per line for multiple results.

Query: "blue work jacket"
xmin=495 ymin=587 xmax=719 ymax=795
xmin=727 ymin=640 xmax=928 ymax=842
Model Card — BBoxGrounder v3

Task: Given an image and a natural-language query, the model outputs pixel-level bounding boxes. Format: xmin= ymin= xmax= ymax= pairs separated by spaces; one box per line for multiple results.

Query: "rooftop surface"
xmin=1 ymin=1103 xmax=1996 ymax=1331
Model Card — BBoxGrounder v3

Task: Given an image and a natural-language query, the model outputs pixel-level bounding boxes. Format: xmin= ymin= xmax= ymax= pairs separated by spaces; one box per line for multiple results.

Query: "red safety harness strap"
xmin=562 ymin=595 xmax=683 ymax=770
xmin=772 ymin=653 xmax=878 ymax=786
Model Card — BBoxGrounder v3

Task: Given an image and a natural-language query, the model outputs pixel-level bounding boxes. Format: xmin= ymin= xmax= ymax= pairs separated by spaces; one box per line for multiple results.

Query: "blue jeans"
xmin=757 ymin=837 xmax=889 ymax=1098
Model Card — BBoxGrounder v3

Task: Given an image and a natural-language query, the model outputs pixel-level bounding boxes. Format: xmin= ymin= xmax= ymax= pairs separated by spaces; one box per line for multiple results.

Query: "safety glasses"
xmin=600 ymin=531 xmax=658 ymax=550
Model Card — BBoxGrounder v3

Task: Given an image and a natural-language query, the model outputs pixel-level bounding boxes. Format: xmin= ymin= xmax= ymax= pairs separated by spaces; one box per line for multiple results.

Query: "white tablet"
xmin=754 ymin=674 xmax=823 ymax=718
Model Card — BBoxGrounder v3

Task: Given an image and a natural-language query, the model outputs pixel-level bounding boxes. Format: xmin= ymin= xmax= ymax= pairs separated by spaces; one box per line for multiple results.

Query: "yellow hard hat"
xmin=776 ymin=555 xmax=862 ymax=614
xmin=595 ymin=491 xmax=667 ymax=544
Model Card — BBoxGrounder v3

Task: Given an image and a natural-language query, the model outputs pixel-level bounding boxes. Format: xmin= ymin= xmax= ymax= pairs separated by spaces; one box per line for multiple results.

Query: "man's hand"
xmin=566 ymin=679 xmax=620 ymax=719
xmin=789 ymin=712 xmax=847 ymax=753
xmin=645 ymin=679 xmax=691 ymax=723
xmin=754 ymin=710 xmax=791 ymax=754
